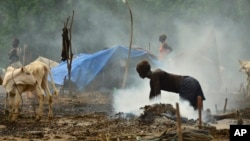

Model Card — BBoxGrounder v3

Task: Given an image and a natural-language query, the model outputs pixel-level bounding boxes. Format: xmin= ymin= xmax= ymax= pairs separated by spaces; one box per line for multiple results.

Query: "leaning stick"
xmin=198 ymin=96 xmax=202 ymax=129
xmin=213 ymin=111 xmax=237 ymax=120
xmin=121 ymin=0 xmax=133 ymax=88
xmin=176 ymin=103 xmax=183 ymax=141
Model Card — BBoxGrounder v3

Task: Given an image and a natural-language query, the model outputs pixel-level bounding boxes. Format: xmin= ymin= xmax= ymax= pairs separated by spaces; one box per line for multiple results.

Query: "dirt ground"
xmin=0 ymin=89 xmax=250 ymax=141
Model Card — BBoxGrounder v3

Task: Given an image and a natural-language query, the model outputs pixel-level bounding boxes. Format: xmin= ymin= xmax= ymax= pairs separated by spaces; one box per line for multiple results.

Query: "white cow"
xmin=3 ymin=66 xmax=36 ymax=121
xmin=239 ymin=60 xmax=250 ymax=96
xmin=3 ymin=60 xmax=59 ymax=122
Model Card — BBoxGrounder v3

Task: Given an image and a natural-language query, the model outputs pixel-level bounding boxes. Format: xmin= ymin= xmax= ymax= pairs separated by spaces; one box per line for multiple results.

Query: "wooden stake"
xmin=223 ymin=98 xmax=228 ymax=113
xmin=176 ymin=103 xmax=183 ymax=141
xmin=215 ymin=104 xmax=218 ymax=114
xmin=198 ymin=96 xmax=202 ymax=129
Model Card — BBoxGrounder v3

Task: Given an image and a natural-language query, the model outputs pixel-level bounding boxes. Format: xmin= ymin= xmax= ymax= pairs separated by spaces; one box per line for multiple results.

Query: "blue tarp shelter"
xmin=51 ymin=46 xmax=159 ymax=91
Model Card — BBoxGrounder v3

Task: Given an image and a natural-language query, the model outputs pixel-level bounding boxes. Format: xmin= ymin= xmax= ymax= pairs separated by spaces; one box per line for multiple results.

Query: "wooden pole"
xmin=215 ymin=104 xmax=218 ymax=114
xmin=176 ymin=103 xmax=183 ymax=141
xmin=22 ymin=45 xmax=26 ymax=65
xmin=62 ymin=11 xmax=74 ymax=95
xmin=68 ymin=10 xmax=74 ymax=95
xmin=121 ymin=0 xmax=133 ymax=89
xmin=148 ymin=42 xmax=150 ymax=51
xmin=28 ymin=52 xmax=32 ymax=65
xmin=198 ymin=96 xmax=202 ymax=129
xmin=223 ymin=98 xmax=228 ymax=113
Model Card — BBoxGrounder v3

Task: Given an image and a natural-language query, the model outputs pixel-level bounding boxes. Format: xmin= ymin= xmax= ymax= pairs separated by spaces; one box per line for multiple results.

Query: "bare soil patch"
xmin=0 ymin=90 xmax=249 ymax=141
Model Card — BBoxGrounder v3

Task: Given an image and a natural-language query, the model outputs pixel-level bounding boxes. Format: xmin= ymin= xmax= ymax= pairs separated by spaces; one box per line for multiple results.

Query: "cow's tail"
xmin=48 ymin=70 xmax=59 ymax=96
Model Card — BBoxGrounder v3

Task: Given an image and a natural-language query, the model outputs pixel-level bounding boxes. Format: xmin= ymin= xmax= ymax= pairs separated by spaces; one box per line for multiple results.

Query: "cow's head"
xmin=14 ymin=67 xmax=36 ymax=86
xmin=239 ymin=60 xmax=250 ymax=77
xmin=3 ymin=67 xmax=36 ymax=92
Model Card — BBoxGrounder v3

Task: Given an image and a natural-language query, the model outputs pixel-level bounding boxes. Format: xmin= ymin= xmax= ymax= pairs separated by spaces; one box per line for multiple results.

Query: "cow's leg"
xmin=48 ymin=94 xmax=53 ymax=119
xmin=35 ymin=85 xmax=44 ymax=121
xmin=8 ymin=92 xmax=15 ymax=121
xmin=13 ymin=90 xmax=21 ymax=121
xmin=8 ymin=91 xmax=21 ymax=122
xmin=247 ymin=76 xmax=250 ymax=96
xmin=4 ymin=93 xmax=9 ymax=118
xmin=42 ymin=80 xmax=54 ymax=119
xmin=45 ymin=90 xmax=53 ymax=119
xmin=246 ymin=75 xmax=250 ymax=96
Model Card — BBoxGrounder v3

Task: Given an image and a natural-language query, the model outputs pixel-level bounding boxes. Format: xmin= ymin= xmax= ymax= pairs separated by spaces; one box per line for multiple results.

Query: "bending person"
xmin=136 ymin=60 xmax=205 ymax=110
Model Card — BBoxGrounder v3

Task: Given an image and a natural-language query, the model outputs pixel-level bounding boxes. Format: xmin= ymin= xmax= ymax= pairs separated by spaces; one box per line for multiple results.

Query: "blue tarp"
xmin=51 ymin=45 xmax=159 ymax=91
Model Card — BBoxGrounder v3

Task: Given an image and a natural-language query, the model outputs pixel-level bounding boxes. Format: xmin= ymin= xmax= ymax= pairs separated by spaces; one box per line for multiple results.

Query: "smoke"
xmin=1 ymin=0 xmax=249 ymax=117
xmin=169 ymin=18 xmax=246 ymax=113
xmin=113 ymin=12 xmax=248 ymax=118
xmin=42 ymin=1 xmax=250 ymax=116
xmin=73 ymin=1 xmax=249 ymax=118
xmin=113 ymin=83 xmax=149 ymax=115
xmin=113 ymin=78 xmax=199 ymax=119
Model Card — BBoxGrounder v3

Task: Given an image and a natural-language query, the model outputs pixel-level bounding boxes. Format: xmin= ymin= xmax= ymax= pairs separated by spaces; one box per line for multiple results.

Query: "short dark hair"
xmin=136 ymin=60 xmax=151 ymax=74
xmin=12 ymin=38 xmax=20 ymax=48
xmin=159 ymin=34 xmax=167 ymax=42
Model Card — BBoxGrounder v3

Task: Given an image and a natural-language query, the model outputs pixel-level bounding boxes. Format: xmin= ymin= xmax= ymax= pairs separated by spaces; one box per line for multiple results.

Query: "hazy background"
xmin=0 ymin=0 xmax=250 ymax=118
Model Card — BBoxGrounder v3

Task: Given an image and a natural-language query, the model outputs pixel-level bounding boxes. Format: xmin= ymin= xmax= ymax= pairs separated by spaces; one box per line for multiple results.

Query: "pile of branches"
xmin=138 ymin=103 xmax=176 ymax=124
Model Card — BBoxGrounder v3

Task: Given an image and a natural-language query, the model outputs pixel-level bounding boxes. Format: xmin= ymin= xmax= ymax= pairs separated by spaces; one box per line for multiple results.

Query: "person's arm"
xmin=163 ymin=43 xmax=173 ymax=52
xmin=167 ymin=46 xmax=173 ymax=52
xmin=8 ymin=48 xmax=13 ymax=55
xmin=8 ymin=49 xmax=16 ymax=59
xmin=154 ymin=74 xmax=161 ymax=96
xmin=149 ymin=87 xmax=155 ymax=99
xmin=159 ymin=44 xmax=164 ymax=52
xmin=149 ymin=74 xmax=161 ymax=99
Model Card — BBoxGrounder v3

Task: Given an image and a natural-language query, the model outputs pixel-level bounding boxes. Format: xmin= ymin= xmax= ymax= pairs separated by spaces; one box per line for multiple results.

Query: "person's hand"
xmin=149 ymin=94 xmax=155 ymax=100
xmin=149 ymin=93 xmax=160 ymax=99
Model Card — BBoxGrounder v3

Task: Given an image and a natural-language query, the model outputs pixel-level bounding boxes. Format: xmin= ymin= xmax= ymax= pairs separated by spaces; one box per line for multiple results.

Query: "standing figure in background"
xmin=159 ymin=34 xmax=173 ymax=61
xmin=8 ymin=38 xmax=22 ymax=68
